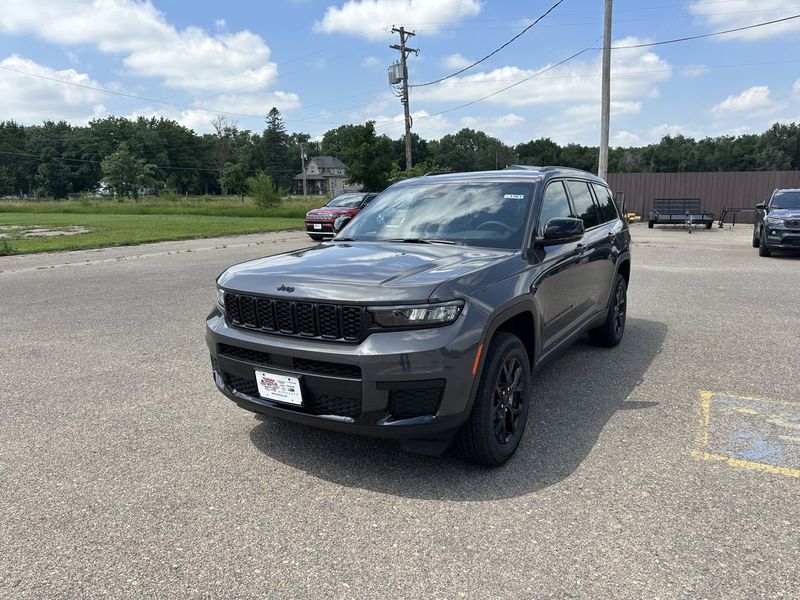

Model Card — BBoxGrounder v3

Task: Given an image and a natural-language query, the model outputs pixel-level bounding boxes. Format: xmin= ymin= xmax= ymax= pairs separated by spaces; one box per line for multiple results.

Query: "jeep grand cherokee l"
xmin=207 ymin=167 xmax=631 ymax=466
xmin=753 ymin=188 xmax=800 ymax=257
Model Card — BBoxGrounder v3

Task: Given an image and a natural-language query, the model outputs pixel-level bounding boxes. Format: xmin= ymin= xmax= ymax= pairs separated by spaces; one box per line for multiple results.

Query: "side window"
xmin=537 ymin=181 xmax=573 ymax=235
xmin=361 ymin=195 xmax=376 ymax=207
xmin=591 ymin=183 xmax=619 ymax=223
xmin=567 ymin=180 xmax=600 ymax=229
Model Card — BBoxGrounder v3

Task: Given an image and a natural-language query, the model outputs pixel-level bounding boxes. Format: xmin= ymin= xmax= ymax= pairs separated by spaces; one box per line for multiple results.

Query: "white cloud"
xmin=413 ymin=38 xmax=671 ymax=109
xmin=361 ymin=56 xmax=379 ymax=68
xmin=215 ymin=18 xmax=226 ymax=29
xmin=688 ymin=0 xmax=800 ymax=40
xmin=794 ymin=79 xmax=800 ymax=100
xmin=0 ymin=0 xmax=282 ymax=92
xmin=441 ymin=53 xmax=473 ymax=70
xmin=314 ymin=0 xmax=480 ymax=36
xmin=612 ymin=130 xmax=641 ymax=146
xmin=711 ymin=86 xmax=783 ymax=117
xmin=0 ymin=54 xmax=108 ymax=123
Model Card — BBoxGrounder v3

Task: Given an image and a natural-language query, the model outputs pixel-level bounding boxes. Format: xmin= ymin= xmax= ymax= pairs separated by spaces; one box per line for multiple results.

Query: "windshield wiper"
xmin=333 ymin=237 xmax=357 ymax=242
xmin=387 ymin=238 xmax=457 ymax=245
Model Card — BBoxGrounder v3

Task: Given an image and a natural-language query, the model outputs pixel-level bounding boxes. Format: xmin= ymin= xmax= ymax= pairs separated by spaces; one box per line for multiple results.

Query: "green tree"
xmin=33 ymin=148 xmax=71 ymax=199
xmin=101 ymin=142 xmax=156 ymax=199
xmin=247 ymin=171 xmax=281 ymax=209
xmin=322 ymin=121 xmax=393 ymax=191
xmin=261 ymin=107 xmax=292 ymax=190
xmin=221 ymin=161 xmax=248 ymax=200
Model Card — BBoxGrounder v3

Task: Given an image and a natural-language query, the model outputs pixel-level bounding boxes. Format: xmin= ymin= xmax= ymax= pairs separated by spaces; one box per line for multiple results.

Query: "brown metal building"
xmin=606 ymin=171 xmax=800 ymax=224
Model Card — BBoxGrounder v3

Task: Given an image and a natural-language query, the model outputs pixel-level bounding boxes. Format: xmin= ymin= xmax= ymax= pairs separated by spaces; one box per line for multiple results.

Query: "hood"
xmin=217 ymin=241 xmax=514 ymax=303
xmin=767 ymin=208 xmax=800 ymax=219
xmin=307 ymin=206 xmax=359 ymax=216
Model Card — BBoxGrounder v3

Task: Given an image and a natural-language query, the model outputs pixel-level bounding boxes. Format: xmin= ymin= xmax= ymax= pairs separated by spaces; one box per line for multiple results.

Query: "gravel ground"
xmin=0 ymin=224 xmax=798 ymax=599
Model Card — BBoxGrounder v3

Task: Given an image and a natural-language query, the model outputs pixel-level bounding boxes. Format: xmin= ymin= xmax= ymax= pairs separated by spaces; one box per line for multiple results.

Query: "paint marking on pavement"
xmin=694 ymin=391 xmax=800 ymax=478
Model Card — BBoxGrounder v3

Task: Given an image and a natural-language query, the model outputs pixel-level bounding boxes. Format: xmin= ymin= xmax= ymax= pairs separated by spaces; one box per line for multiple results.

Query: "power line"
xmin=602 ymin=13 xmax=800 ymax=49
xmin=0 ymin=149 xmax=297 ymax=174
xmin=375 ymin=43 xmax=599 ymax=130
xmin=411 ymin=0 xmax=567 ymax=88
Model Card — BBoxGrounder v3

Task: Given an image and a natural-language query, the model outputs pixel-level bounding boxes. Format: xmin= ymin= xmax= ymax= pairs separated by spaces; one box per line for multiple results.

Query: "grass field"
xmin=0 ymin=195 xmax=323 ymax=255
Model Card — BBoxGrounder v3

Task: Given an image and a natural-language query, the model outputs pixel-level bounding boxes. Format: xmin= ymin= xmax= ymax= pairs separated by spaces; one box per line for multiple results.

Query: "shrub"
xmin=246 ymin=172 xmax=282 ymax=210
xmin=0 ymin=238 xmax=14 ymax=256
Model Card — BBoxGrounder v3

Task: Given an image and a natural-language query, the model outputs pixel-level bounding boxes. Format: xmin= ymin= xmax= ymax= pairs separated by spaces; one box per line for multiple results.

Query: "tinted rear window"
xmin=567 ymin=180 xmax=600 ymax=229
xmin=592 ymin=184 xmax=619 ymax=223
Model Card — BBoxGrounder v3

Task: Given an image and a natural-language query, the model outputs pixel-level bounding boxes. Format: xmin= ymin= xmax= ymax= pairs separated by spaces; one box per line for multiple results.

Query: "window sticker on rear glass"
xmin=504 ymin=194 xmax=525 ymax=199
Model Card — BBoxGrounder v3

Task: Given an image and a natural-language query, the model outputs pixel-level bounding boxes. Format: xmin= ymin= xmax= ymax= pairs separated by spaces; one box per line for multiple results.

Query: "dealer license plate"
xmin=255 ymin=371 xmax=303 ymax=406
xmin=313 ymin=224 xmax=322 ymax=230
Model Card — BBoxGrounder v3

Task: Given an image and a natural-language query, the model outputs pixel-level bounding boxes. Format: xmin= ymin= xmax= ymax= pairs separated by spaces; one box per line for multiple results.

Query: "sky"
xmin=0 ymin=0 xmax=799 ymax=147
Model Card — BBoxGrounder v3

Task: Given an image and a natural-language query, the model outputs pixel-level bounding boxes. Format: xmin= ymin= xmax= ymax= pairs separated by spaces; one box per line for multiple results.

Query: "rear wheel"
xmin=647 ymin=221 xmax=654 ymax=229
xmin=588 ymin=274 xmax=627 ymax=348
xmin=758 ymin=231 xmax=772 ymax=257
xmin=705 ymin=222 xmax=713 ymax=229
xmin=454 ymin=332 xmax=531 ymax=467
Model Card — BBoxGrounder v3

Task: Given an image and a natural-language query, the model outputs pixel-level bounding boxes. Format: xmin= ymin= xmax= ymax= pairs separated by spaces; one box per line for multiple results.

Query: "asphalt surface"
xmin=1 ymin=224 xmax=798 ymax=599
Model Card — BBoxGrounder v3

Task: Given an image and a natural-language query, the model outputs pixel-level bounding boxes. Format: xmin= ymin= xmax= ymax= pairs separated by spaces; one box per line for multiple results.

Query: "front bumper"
xmin=765 ymin=228 xmax=800 ymax=250
xmin=205 ymin=307 xmax=482 ymax=440
xmin=305 ymin=220 xmax=335 ymax=236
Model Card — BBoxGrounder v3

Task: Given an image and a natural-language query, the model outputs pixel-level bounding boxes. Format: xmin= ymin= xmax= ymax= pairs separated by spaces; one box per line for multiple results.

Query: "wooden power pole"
xmin=598 ymin=0 xmax=613 ymax=180
xmin=390 ymin=26 xmax=418 ymax=170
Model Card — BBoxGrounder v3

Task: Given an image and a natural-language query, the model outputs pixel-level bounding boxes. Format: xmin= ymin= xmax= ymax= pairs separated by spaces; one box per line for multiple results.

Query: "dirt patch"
xmin=0 ymin=225 xmax=91 ymax=239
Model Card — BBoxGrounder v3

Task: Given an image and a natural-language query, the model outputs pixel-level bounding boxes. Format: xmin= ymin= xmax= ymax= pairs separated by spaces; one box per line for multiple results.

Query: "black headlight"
xmin=369 ymin=300 xmax=464 ymax=328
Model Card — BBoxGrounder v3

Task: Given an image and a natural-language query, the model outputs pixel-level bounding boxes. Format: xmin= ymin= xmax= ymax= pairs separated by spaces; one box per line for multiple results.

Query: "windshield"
xmin=326 ymin=193 xmax=364 ymax=208
xmin=771 ymin=191 xmax=800 ymax=210
xmin=337 ymin=182 xmax=535 ymax=249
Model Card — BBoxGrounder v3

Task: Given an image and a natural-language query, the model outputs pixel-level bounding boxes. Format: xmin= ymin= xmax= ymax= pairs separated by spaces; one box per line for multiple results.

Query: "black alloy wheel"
xmin=493 ymin=356 xmax=525 ymax=445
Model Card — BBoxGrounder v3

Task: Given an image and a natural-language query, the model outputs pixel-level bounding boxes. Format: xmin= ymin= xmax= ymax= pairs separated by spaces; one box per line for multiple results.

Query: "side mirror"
xmin=755 ymin=202 xmax=767 ymax=210
xmin=535 ymin=217 xmax=585 ymax=246
xmin=333 ymin=215 xmax=352 ymax=233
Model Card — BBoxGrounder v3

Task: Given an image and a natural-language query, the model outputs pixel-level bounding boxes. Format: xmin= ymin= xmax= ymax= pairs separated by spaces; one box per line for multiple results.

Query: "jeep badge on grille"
xmin=277 ymin=284 xmax=295 ymax=293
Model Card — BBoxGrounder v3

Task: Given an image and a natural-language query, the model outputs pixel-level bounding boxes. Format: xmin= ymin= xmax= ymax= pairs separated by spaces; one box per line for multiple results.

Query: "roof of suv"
xmin=393 ymin=165 xmax=607 ymax=187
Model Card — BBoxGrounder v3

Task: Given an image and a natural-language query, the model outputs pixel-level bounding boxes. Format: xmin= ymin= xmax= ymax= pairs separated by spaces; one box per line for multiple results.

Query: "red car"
xmin=304 ymin=192 xmax=378 ymax=240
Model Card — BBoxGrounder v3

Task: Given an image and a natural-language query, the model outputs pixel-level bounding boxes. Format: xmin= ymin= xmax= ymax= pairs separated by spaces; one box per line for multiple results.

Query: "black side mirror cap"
xmin=535 ymin=217 xmax=585 ymax=247
xmin=756 ymin=202 xmax=767 ymax=210
xmin=333 ymin=215 xmax=352 ymax=233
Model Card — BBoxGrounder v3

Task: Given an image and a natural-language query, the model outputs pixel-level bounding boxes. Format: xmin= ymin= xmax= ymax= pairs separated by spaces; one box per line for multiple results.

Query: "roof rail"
xmin=506 ymin=164 xmax=600 ymax=177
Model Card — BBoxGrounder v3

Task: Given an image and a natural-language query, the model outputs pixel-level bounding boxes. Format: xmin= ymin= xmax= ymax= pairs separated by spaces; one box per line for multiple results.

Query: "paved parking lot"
xmin=1 ymin=224 xmax=798 ymax=598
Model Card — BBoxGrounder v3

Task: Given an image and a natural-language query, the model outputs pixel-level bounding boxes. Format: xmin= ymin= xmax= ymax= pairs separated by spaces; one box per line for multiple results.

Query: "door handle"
xmin=606 ymin=230 xmax=616 ymax=238
xmin=574 ymin=243 xmax=586 ymax=255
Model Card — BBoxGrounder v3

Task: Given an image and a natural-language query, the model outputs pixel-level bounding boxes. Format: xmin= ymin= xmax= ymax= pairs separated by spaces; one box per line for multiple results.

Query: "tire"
xmin=308 ymin=234 xmax=325 ymax=241
xmin=647 ymin=221 xmax=654 ymax=229
xmin=758 ymin=232 xmax=772 ymax=257
xmin=454 ymin=332 xmax=531 ymax=467
xmin=705 ymin=222 xmax=712 ymax=229
xmin=752 ymin=228 xmax=759 ymax=248
xmin=588 ymin=274 xmax=627 ymax=348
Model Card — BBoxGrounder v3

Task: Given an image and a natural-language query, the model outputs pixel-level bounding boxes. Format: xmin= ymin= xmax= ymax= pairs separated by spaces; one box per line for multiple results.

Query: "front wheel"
xmin=454 ymin=332 xmax=531 ymax=467
xmin=588 ymin=274 xmax=627 ymax=347
xmin=752 ymin=228 xmax=759 ymax=248
xmin=759 ymin=233 xmax=772 ymax=257
xmin=647 ymin=221 xmax=654 ymax=229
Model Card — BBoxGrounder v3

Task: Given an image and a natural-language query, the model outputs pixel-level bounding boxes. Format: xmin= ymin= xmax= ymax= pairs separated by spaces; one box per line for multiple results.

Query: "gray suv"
xmin=206 ymin=167 xmax=631 ymax=466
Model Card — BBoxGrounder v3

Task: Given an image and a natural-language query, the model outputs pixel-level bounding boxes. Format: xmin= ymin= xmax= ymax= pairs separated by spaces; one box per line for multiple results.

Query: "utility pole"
xmin=390 ymin=26 xmax=418 ymax=170
xmin=299 ymin=142 xmax=307 ymax=196
xmin=598 ymin=0 xmax=613 ymax=180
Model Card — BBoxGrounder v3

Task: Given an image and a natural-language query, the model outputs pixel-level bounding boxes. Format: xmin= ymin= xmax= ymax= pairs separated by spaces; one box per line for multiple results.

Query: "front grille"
xmin=389 ymin=386 xmax=443 ymax=419
xmin=307 ymin=213 xmax=333 ymax=221
xmin=218 ymin=344 xmax=361 ymax=378
xmin=223 ymin=372 xmax=360 ymax=419
xmin=785 ymin=219 xmax=800 ymax=228
xmin=224 ymin=292 xmax=365 ymax=342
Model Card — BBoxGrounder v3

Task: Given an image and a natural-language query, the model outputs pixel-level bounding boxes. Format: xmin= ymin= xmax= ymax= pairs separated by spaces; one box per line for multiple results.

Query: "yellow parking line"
xmin=694 ymin=390 xmax=800 ymax=479
xmin=690 ymin=450 xmax=800 ymax=478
